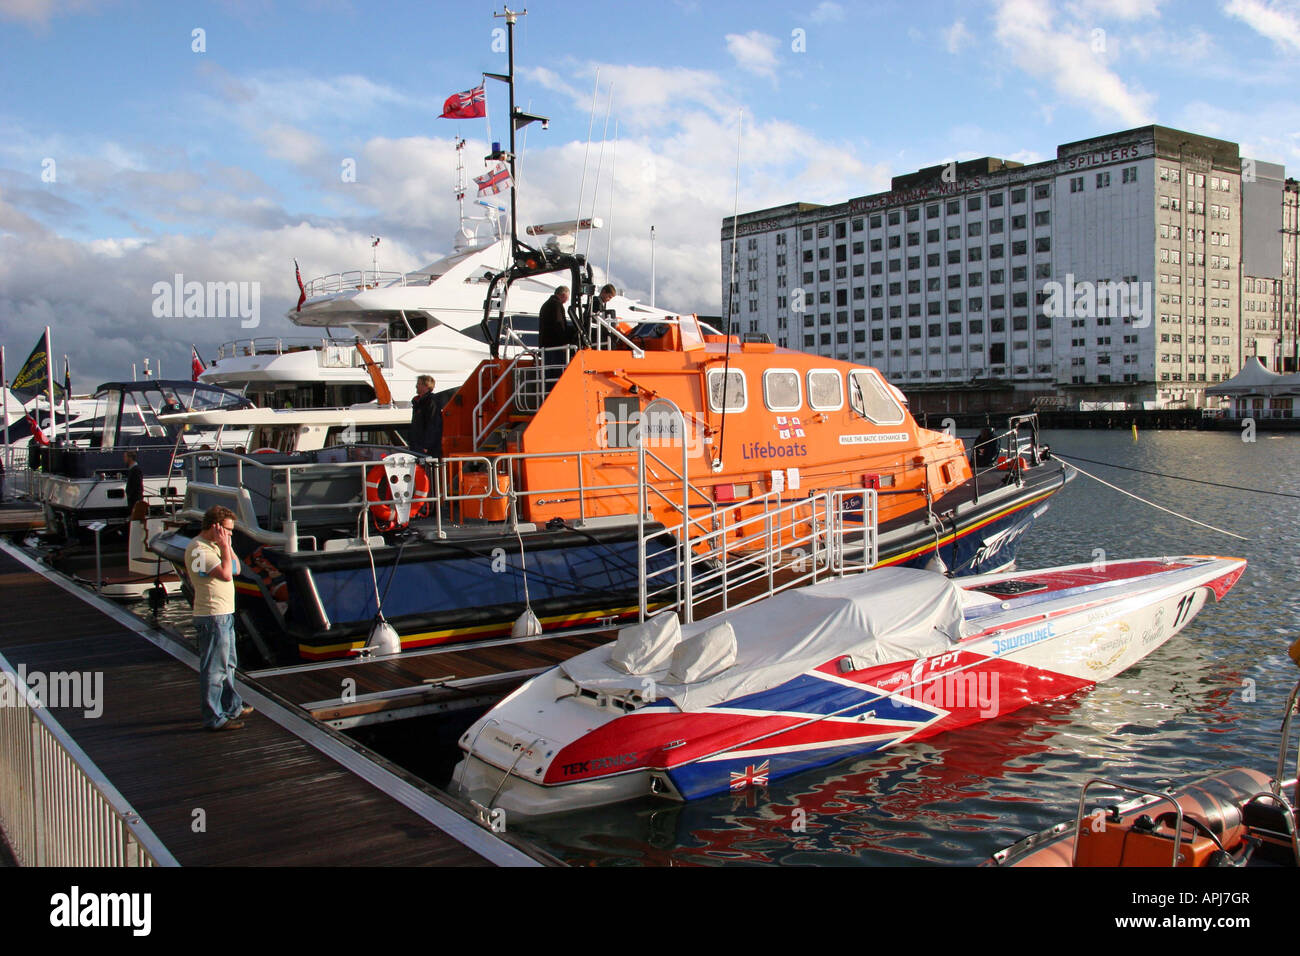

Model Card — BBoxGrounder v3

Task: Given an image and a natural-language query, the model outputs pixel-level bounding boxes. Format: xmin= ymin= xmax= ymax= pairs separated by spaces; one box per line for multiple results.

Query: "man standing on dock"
xmin=185 ymin=505 xmax=253 ymax=731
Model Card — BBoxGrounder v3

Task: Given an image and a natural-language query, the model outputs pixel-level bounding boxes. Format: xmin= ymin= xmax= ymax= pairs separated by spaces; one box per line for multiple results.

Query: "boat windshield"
xmin=848 ymin=370 xmax=906 ymax=426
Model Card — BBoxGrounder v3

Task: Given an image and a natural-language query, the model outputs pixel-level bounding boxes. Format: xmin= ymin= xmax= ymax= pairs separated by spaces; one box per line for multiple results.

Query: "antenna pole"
xmin=605 ymin=120 xmax=618 ymax=281
xmin=455 ymin=137 xmax=467 ymax=231
xmin=650 ymin=225 xmax=656 ymax=307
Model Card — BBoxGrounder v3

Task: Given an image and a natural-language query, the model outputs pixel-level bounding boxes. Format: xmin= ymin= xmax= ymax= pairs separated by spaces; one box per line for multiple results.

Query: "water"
xmin=500 ymin=429 xmax=1300 ymax=865
xmin=133 ymin=429 xmax=1300 ymax=865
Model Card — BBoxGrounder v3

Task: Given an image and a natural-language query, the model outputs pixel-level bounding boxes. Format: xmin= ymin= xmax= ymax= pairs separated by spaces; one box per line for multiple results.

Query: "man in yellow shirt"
xmin=184 ymin=505 xmax=254 ymax=731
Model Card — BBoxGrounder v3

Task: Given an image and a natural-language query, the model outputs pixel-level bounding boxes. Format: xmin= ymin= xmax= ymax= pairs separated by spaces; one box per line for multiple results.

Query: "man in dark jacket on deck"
xmin=411 ymin=375 xmax=442 ymax=458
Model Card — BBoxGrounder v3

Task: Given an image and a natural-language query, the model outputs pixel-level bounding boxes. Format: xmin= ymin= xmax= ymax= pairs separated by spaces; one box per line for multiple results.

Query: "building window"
xmin=1122 ymin=166 xmax=1137 ymax=184
xmin=1096 ymin=171 xmax=1111 ymax=188
xmin=1070 ymin=176 xmax=1084 ymax=193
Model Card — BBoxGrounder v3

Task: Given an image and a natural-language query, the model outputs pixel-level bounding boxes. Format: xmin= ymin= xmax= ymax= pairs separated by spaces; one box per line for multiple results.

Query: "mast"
xmin=43 ymin=327 xmax=56 ymax=445
xmin=1 ymin=346 xmax=9 ymax=476
xmin=487 ymin=6 xmax=547 ymax=262
xmin=506 ymin=8 xmax=518 ymax=251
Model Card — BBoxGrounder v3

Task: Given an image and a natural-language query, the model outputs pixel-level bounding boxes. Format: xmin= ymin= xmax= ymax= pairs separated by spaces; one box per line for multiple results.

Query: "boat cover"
xmin=668 ymin=621 xmax=737 ymax=684
xmin=560 ymin=567 xmax=967 ymax=711
xmin=610 ymin=611 xmax=681 ymax=674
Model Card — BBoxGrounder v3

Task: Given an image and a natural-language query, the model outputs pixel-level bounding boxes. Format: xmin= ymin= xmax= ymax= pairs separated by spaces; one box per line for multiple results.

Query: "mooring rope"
xmin=1052 ymin=454 xmax=1248 ymax=541
xmin=1055 ymin=452 xmax=1300 ymax=500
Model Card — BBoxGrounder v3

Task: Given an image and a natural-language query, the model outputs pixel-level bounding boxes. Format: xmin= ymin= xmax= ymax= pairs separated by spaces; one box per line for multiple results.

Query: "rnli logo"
xmin=774 ymin=415 xmax=805 ymax=441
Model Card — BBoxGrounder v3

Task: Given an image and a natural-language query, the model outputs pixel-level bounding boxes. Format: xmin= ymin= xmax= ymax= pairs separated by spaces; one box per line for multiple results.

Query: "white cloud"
xmin=0 ymin=58 xmax=895 ymax=387
xmin=725 ymin=30 xmax=782 ymax=79
xmin=525 ymin=64 xmax=730 ymax=130
xmin=1175 ymin=99 xmax=1300 ymax=167
xmin=809 ymin=2 xmax=845 ymax=23
xmin=0 ymin=0 xmax=103 ymax=25
xmin=944 ymin=19 xmax=974 ymax=53
xmin=1064 ymin=0 xmax=1163 ymax=20
xmin=1223 ymin=0 xmax=1300 ymax=53
xmin=1122 ymin=27 xmax=1214 ymax=61
xmin=994 ymin=0 xmax=1155 ymax=126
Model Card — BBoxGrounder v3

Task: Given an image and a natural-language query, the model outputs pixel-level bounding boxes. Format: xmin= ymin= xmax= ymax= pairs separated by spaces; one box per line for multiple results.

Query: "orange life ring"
xmin=365 ymin=461 xmax=431 ymax=530
xmin=996 ymin=455 xmax=1028 ymax=471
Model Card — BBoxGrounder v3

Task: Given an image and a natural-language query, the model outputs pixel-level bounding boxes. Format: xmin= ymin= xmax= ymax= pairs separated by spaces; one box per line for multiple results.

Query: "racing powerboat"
xmin=452 ymin=554 xmax=1247 ymax=817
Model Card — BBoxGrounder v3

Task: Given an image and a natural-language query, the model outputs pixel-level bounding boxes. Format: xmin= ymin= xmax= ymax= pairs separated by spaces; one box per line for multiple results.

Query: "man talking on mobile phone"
xmin=185 ymin=506 xmax=254 ymax=731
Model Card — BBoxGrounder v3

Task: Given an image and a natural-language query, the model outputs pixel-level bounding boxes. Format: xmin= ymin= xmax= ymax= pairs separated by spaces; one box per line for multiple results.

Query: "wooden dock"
xmin=0 ymin=503 xmax=43 ymax=534
xmin=251 ymin=632 xmax=606 ymax=728
xmin=0 ymin=540 xmax=555 ymax=866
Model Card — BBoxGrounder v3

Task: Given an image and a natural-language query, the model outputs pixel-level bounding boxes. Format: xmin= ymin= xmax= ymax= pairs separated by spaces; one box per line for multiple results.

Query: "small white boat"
xmin=453 ymin=555 xmax=1247 ymax=818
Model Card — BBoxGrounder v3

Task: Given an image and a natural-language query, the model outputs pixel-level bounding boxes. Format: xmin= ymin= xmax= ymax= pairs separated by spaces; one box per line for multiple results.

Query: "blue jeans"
xmin=195 ymin=614 xmax=243 ymax=728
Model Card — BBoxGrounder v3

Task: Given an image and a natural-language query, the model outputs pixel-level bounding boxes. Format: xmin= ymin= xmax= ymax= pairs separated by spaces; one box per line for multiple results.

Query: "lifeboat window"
xmin=762 ymin=369 xmax=801 ymax=412
xmin=848 ymin=369 xmax=905 ymax=425
xmin=807 ymin=369 xmax=844 ymax=411
xmin=706 ymin=369 xmax=747 ymax=413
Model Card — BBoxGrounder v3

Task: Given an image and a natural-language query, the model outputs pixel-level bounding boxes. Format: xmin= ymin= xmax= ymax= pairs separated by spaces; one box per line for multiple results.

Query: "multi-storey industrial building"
xmin=1241 ymin=161 xmax=1299 ymax=373
xmin=721 ymin=125 xmax=1272 ymax=412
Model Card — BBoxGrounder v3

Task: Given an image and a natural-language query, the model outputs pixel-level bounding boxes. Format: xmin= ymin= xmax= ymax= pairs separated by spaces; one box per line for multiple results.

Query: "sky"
xmin=1 ymin=0 xmax=1299 ymax=391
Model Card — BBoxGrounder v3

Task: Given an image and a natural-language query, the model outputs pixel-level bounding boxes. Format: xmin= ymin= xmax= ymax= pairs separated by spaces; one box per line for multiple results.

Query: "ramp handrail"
xmin=0 ymin=649 xmax=176 ymax=866
xmin=634 ymin=397 xmax=877 ymax=624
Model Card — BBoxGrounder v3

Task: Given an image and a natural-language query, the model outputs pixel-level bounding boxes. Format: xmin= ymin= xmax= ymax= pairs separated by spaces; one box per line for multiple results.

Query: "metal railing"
xmin=303 ymin=270 xmax=409 ymax=296
xmin=0 ymin=651 xmax=176 ymax=866
xmin=213 ymin=337 xmax=390 ymax=366
xmin=635 ymin=398 xmax=878 ymax=624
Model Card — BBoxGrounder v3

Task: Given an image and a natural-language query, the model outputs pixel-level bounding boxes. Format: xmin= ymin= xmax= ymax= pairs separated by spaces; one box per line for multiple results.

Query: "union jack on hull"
xmin=730 ymin=761 xmax=770 ymax=790
xmin=454 ymin=555 xmax=1248 ymax=818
